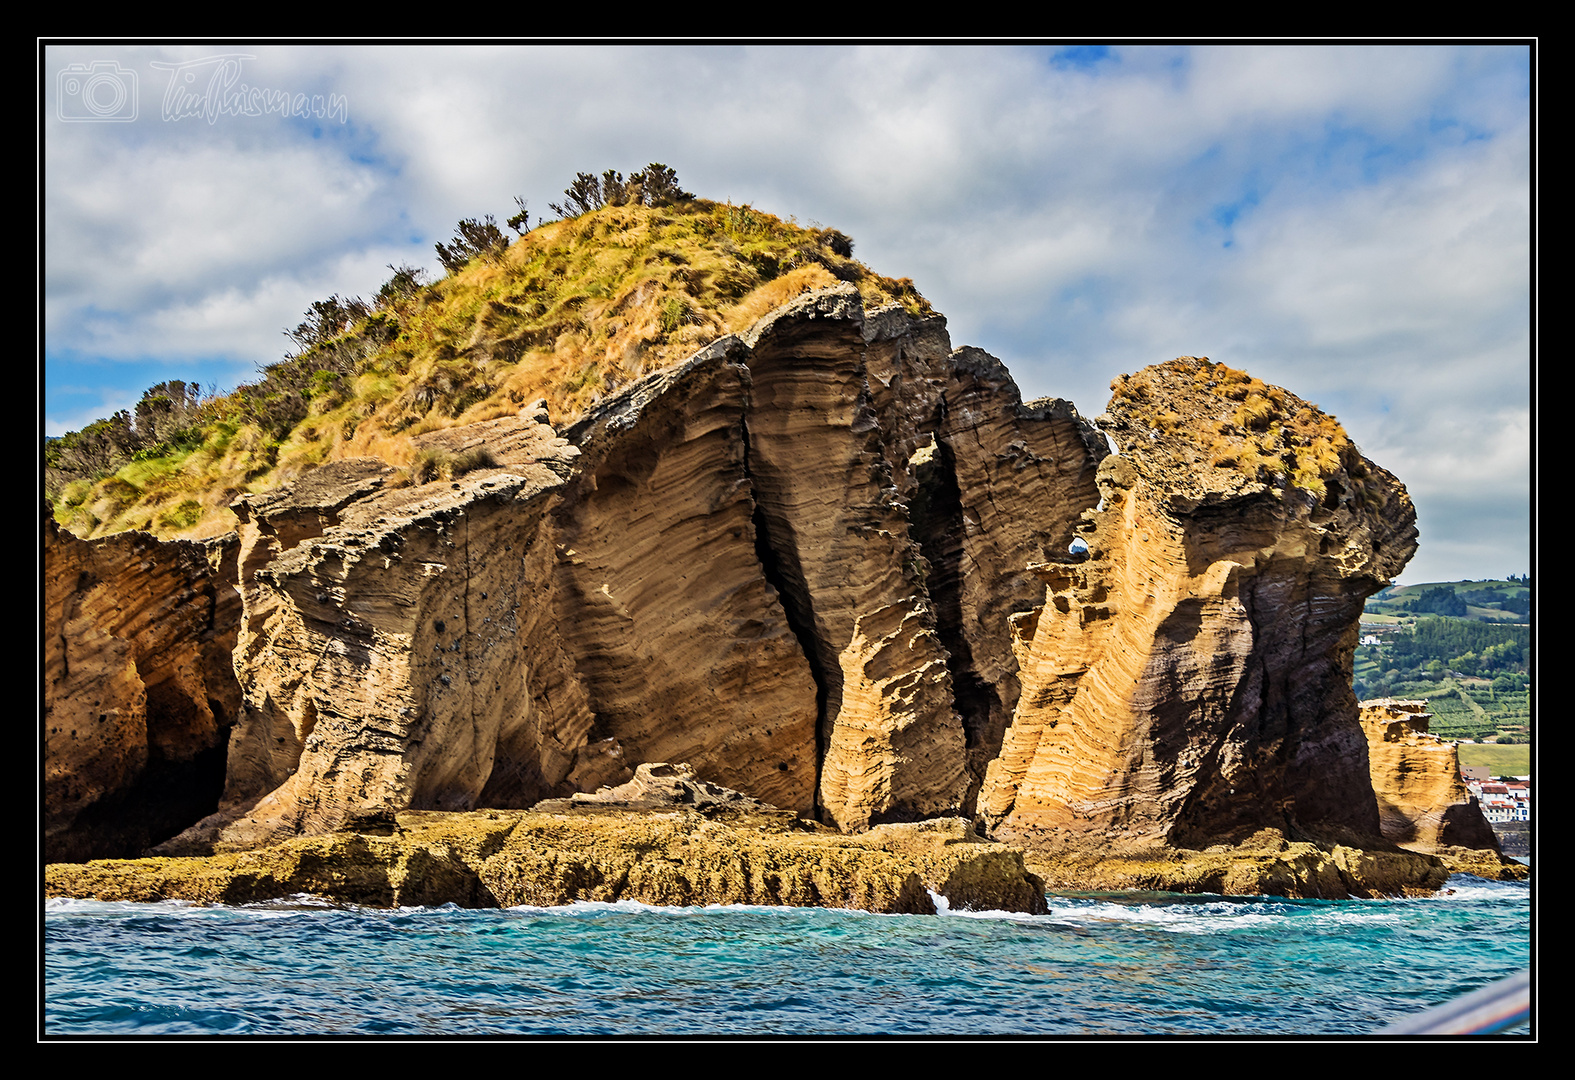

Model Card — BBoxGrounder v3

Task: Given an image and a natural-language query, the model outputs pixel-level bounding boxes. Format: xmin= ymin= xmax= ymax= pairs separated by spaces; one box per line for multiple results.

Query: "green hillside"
xmin=47 ymin=166 xmax=930 ymax=543
xmin=1365 ymin=578 xmax=1530 ymax=623
xmin=1355 ymin=582 xmax=1532 ymax=743
xmin=1455 ymin=742 xmax=1531 ymax=776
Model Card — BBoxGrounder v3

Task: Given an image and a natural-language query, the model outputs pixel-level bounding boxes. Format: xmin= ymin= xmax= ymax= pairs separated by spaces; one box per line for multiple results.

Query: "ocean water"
xmin=44 ymin=875 xmax=1530 ymax=1037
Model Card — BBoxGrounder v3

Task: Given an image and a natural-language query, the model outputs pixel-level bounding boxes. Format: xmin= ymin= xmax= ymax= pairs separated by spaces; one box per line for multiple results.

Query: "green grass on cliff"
xmin=49 ymin=191 xmax=932 ymax=543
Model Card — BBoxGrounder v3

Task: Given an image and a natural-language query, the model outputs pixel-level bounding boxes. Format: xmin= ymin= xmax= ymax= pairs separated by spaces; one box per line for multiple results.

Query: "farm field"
xmin=1455 ymin=743 xmax=1530 ymax=776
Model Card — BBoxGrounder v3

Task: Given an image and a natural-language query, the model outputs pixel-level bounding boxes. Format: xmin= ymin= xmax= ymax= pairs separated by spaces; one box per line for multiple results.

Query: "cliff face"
xmin=178 ymin=409 xmax=594 ymax=853
xmin=43 ymin=516 xmax=240 ymax=861
xmin=48 ymin=297 xmax=1458 ymax=867
xmin=59 ymin=284 xmax=1098 ymax=854
xmin=551 ymin=339 xmax=820 ymax=817
xmin=978 ymin=358 xmax=1418 ymax=850
xmin=1359 ymin=699 xmax=1500 ymax=853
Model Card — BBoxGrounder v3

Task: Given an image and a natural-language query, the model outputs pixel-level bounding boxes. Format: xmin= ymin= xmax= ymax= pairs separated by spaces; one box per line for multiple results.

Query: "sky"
xmin=41 ymin=43 xmax=1533 ymax=585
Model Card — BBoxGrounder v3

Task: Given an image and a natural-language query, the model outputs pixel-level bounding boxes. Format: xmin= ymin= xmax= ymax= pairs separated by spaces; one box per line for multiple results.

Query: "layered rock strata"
xmin=979 ymin=358 xmax=1419 ymax=851
xmin=550 ymin=339 xmax=820 ymax=815
xmin=172 ymin=409 xmax=596 ymax=852
xmin=47 ymin=300 xmax=1468 ymax=882
xmin=923 ymin=348 xmax=1109 ymax=810
xmin=738 ymin=290 xmax=967 ymax=828
xmin=1359 ymin=699 xmax=1500 ymax=853
xmin=547 ymin=285 xmax=1105 ymax=831
xmin=42 ymin=285 xmax=1102 ymax=857
xmin=44 ymin=516 xmax=240 ymax=861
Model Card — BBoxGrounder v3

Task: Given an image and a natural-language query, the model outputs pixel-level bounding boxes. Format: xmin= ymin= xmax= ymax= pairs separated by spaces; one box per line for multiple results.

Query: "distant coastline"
xmin=1494 ymin=822 xmax=1530 ymax=859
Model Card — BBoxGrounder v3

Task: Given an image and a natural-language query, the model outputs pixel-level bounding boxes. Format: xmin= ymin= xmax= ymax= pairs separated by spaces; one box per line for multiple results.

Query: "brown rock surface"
xmin=50 ymin=294 xmax=1494 ymax=893
xmin=1359 ymin=699 xmax=1502 ymax=853
xmin=1024 ymin=828 xmax=1452 ymax=900
xmin=552 ymin=340 xmax=819 ymax=814
xmin=921 ymin=348 xmax=1107 ymax=809
xmin=121 ymin=288 xmax=1101 ymax=855
xmin=166 ymin=409 xmax=595 ymax=853
xmin=44 ymin=514 xmax=241 ymax=861
xmin=543 ymin=761 xmax=775 ymax=813
xmin=980 ymin=358 xmax=1419 ymax=852
xmin=45 ymin=805 xmax=1049 ymax=915
xmin=739 ymin=286 xmax=968 ymax=829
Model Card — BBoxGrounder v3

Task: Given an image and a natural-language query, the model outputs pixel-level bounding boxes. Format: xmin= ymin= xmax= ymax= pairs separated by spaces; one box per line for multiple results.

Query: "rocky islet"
xmin=44 ymin=283 xmax=1519 ymax=906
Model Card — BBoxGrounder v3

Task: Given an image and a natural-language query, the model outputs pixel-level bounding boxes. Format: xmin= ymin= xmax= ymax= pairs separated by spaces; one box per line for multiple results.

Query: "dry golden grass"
xmin=56 ymin=199 xmax=934 ymax=542
xmin=1114 ymin=357 xmax=1358 ymax=499
xmin=723 ymin=264 xmax=845 ymax=332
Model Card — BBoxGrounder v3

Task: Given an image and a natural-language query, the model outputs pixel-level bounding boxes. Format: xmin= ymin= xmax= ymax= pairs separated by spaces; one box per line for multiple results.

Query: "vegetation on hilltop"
xmin=47 ymin=165 xmax=931 ymax=541
xmin=1108 ymin=358 xmax=1379 ymax=503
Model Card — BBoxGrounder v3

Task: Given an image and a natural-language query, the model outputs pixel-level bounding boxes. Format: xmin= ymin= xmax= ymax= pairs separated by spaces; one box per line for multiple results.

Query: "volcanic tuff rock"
xmin=978 ymin=358 xmax=1419 ymax=851
xmin=44 ymin=284 xmax=1101 ymax=858
xmin=44 ymin=515 xmax=240 ymax=861
xmin=45 ymin=808 xmax=1050 ymax=915
xmin=166 ymin=407 xmax=594 ymax=854
xmin=48 ymin=289 xmax=1471 ymax=879
xmin=540 ymin=761 xmax=776 ymax=814
xmin=1359 ymin=699 xmax=1501 ymax=854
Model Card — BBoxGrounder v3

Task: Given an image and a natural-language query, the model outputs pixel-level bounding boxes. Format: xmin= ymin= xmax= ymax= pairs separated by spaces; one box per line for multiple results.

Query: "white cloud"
xmin=41 ymin=43 xmax=1532 ymax=581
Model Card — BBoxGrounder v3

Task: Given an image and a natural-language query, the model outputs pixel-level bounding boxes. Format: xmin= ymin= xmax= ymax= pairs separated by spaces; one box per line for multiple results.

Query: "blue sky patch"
xmin=1050 ymin=46 xmax=1113 ymax=71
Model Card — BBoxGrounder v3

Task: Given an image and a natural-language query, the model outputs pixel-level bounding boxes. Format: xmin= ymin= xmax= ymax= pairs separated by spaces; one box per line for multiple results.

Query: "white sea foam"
xmin=1426 ymin=874 xmax=1532 ymax=902
xmin=1046 ymin=895 xmax=1417 ymax=934
xmin=45 ymin=896 xmax=197 ymax=915
xmin=500 ymin=898 xmax=878 ymax=918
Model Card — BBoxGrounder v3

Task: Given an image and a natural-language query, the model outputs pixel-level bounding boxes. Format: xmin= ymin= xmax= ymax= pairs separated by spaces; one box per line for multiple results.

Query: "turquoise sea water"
xmin=44 ymin=874 xmax=1530 ymax=1037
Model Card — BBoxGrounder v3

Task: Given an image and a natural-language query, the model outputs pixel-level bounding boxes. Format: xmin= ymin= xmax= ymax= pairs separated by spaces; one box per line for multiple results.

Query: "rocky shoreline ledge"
xmin=44 ymin=809 xmax=1524 ymax=912
xmin=43 ymin=763 xmax=1046 ymax=914
xmin=45 ymin=809 xmax=1048 ymax=915
xmin=45 ymin=766 xmax=1523 ymax=912
xmin=1024 ymin=832 xmax=1525 ymax=900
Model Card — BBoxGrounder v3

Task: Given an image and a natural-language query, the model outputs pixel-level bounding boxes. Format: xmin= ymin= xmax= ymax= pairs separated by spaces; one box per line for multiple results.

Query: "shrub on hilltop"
xmin=48 ymin=165 xmax=932 ymax=542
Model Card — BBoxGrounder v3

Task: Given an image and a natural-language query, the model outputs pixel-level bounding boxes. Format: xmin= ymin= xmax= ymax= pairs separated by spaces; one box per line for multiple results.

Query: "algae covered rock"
xmin=45 ymin=805 xmax=1049 ymax=915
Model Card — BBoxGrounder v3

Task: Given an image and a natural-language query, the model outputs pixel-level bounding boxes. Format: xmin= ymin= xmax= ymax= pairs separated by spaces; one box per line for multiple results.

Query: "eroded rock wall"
xmin=923 ymin=348 xmax=1107 ymax=810
xmin=50 ymin=304 xmax=1460 ymax=867
xmin=167 ymin=286 xmax=1107 ymax=847
xmin=1359 ymin=699 xmax=1500 ymax=853
xmin=44 ymin=515 xmax=240 ymax=860
xmin=740 ymin=288 xmax=966 ymax=829
xmin=553 ymin=339 xmax=820 ymax=814
xmin=171 ymin=411 xmax=596 ymax=852
xmin=980 ymin=358 xmax=1419 ymax=851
